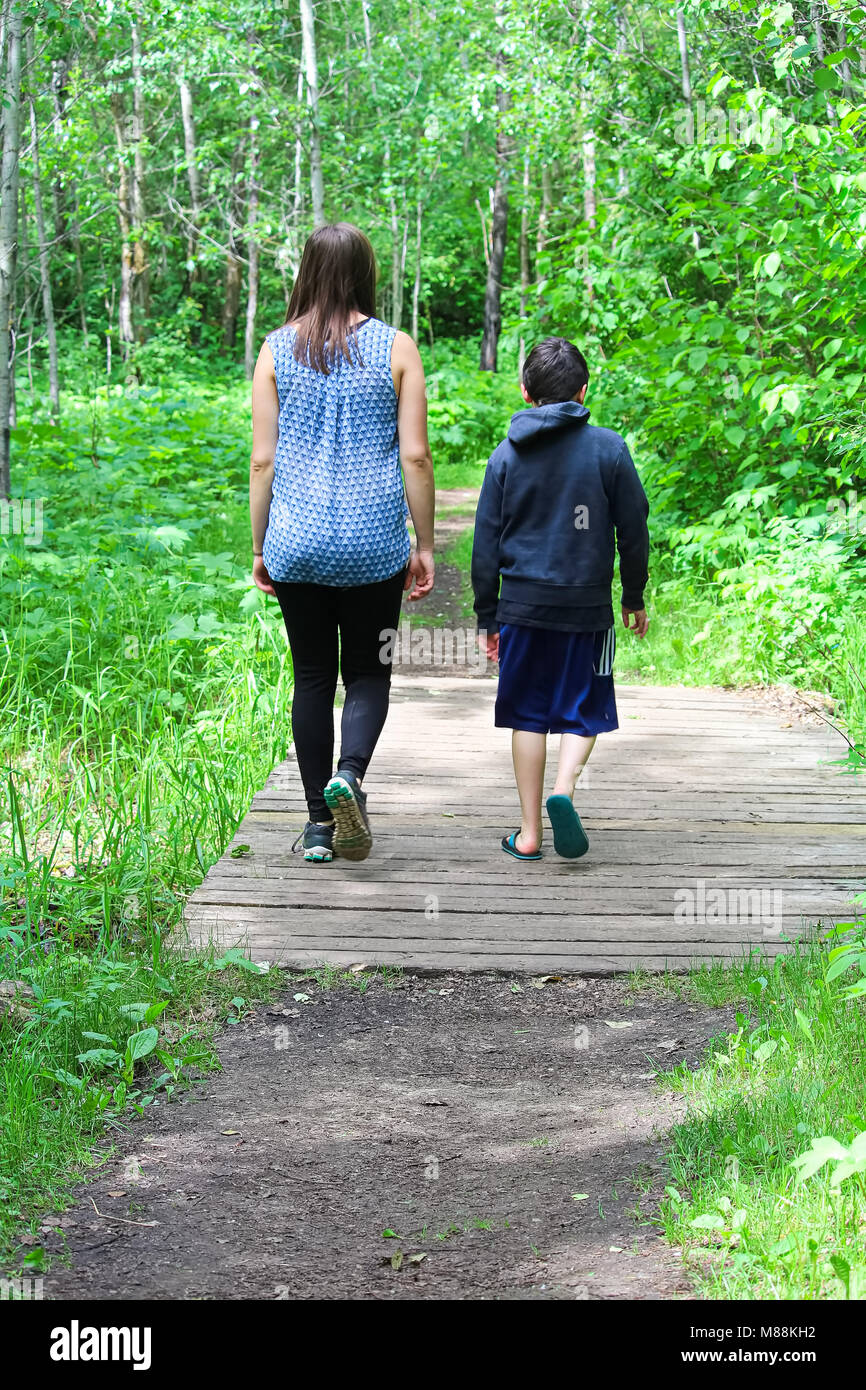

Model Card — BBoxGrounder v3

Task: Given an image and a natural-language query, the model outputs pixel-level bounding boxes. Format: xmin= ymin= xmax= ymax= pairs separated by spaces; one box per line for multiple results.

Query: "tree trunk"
xmin=129 ymin=17 xmax=149 ymax=332
xmin=518 ymin=156 xmax=530 ymax=375
xmin=0 ymin=0 xmax=23 ymax=498
xmin=49 ymin=57 xmax=69 ymax=241
xmin=178 ymin=76 xmax=202 ymax=283
xmin=110 ymin=96 xmax=136 ymax=350
xmin=676 ymin=9 xmax=692 ymax=103
xmin=244 ymin=115 xmax=260 ymax=379
xmin=411 ymin=198 xmax=422 ymax=341
xmin=535 ymin=164 xmax=551 ymax=325
xmin=222 ymin=146 xmax=244 ymax=351
xmin=27 ymin=35 xmax=60 ymax=419
xmin=362 ymin=0 xmax=403 ymax=326
xmin=289 ymin=65 xmax=304 ymax=278
xmin=71 ymin=210 xmax=88 ymax=343
xmin=480 ymin=74 xmax=511 ymax=373
xmin=811 ymin=4 xmax=825 ymax=62
xmin=299 ymin=0 xmax=325 ymax=226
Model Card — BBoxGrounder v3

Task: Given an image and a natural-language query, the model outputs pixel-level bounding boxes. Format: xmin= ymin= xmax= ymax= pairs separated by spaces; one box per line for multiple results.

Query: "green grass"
xmin=648 ymin=927 xmax=866 ymax=1299
xmin=0 ymin=374 xmax=294 ymax=1262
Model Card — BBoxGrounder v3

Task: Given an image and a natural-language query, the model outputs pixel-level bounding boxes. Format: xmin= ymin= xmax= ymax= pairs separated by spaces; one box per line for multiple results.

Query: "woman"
xmin=250 ymin=223 xmax=435 ymax=864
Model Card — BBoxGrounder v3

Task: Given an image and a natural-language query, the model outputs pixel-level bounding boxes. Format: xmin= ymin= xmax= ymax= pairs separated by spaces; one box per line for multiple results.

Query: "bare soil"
xmin=41 ymin=971 xmax=730 ymax=1301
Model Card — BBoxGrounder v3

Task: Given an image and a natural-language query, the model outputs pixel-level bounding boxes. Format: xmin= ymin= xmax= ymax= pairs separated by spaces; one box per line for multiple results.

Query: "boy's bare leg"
xmin=552 ymin=733 xmax=596 ymax=800
xmin=511 ymin=730 xmax=547 ymax=853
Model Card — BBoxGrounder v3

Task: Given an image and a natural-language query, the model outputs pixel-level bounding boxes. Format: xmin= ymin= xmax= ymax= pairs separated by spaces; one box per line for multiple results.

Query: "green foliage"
xmin=657 ymin=925 xmax=866 ymax=1299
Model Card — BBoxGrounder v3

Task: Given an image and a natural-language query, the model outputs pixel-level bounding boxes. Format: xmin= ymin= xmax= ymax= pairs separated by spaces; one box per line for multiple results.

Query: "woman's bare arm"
xmin=250 ymin=342 xmax=278 ymax=595
xmin=392 ymin=330 xmax=435 ymax=599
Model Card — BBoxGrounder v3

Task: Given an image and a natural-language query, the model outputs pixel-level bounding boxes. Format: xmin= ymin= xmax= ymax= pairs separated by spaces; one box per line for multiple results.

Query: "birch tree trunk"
xmin=299 ymin=0 xmax=325 ymax=226
xmin=811 ymin=4 xmax=825 ymax=62
xmin=535 ymin=163 xmax=551 ymax=325
xmin=129 ymin=17 xmax=149 ymax=330
xmin=0 ymin=0 xmax=23 ymax=497
xmin=410 ymin=198 xmax=422 ymax=341
xmin=676 ymin=9 xmax=692 ymax=103
xmin=675 ymin=9 xmax=700 ymax=251
xmin=110 ymin=96 xmax=136 ymax=349
xmin=244 ymin=115 xmax=260 ymax=379
xmin=518 ymin=155 xmax=530 ymax=376
xmin=49 ymin=57 xmax=68 ymax=240
xmin=362 ymin=0 xmax=403 ymax=327
xmin=222 ymin=146 xmax=244 ymax=351
xmin=27 ymin=37 xmax=60 ymax=418
xmin=480 ymin=74 xmax=511 ymax=372
xmin=178 ymin=76 xmax=202 ymax=283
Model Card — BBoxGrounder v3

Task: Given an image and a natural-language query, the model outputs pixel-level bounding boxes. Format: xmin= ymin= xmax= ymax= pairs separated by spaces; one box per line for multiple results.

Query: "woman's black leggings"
xmin=272 ymin=567 xmax=406 ymax=821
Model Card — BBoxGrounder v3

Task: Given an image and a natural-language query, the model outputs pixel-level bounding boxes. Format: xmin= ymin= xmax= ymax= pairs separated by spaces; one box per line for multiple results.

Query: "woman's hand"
xmin=404 ymin=548 xmax=435 ymax=601
xmin=253 ymin=555 xmax=276 ymax=596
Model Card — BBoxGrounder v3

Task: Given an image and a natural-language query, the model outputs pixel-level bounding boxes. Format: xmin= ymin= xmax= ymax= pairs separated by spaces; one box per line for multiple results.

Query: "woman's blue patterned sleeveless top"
xmin=262 ymin=318 xmax=410 ymax=586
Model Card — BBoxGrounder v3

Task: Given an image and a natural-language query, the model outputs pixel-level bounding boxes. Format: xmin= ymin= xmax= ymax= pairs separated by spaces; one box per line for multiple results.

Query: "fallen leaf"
xmin=609 ymin=1246 xmax=624 ymax=1253
xmin=407 ymin=1252 xmax=427 ymax=1265
xmin=571 ymin=1193 xmax=590 ymax=1201
xmin=349 ymin=963 xmax=367 ymax=973
xmin=604 ymin=1020 xmax=635 ymax=1029
xmin=229 ymin=844 xmax=252 ymax=858
xmin=293 ymin=992 xmax=311 ymax=1003
xmin=390 ymin=1252 xmax=403 ymax=1271
xmin=422 ymin=1099 xmax=448 ymax=1107
xmin=382 ymin=1229 xmax=401 ymax=1239
xmin=220 ymin=1129 xmax=241 ymax=1136
xmin=530 ymin=974 xmax=562 ymax=988
xmin=656 ymin=1039 xmax=685 ymax=1052
xmin=106 ymin=1191 xmax=127 ymax=1198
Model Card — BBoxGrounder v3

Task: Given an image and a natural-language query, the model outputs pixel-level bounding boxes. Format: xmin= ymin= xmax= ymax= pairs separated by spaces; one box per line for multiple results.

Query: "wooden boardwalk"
xmin=184 ymin=678 xmax=865 ymax=973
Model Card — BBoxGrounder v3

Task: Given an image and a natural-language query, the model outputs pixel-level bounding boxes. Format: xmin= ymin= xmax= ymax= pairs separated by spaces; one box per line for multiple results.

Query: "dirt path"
xmin=42 ymin=971 xmax=722 ymax=1300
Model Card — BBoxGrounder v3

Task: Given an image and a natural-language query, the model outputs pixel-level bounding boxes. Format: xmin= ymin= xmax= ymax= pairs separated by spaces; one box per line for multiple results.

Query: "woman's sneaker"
xmin=291 ymin=821 xmax=334 ymax=863
xmin=324 ymin=773 xmax=372 ymax=861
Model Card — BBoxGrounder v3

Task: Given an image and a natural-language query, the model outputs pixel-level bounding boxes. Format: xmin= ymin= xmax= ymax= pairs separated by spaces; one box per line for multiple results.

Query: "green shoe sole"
xmin=324 ymin=776 xmax=373 ymax=862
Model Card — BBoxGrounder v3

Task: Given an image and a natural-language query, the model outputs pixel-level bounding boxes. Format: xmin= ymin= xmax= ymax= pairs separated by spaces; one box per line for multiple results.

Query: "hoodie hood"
xmin=507 ymin=400 xmax=590 ymax=446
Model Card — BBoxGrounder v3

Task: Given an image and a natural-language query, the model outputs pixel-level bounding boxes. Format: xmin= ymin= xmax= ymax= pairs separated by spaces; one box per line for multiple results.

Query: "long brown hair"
xmin=285 ymin=223 xmax=378 ymax=375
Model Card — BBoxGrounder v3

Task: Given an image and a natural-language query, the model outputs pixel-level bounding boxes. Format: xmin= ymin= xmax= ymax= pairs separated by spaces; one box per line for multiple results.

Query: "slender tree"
xmin=178 ymin=75 xmax=202 ymax=284
xmin=244 ymin=112 xmax=260 ymax=378
xmin=480 ymin=58 xmax=511 ymax=372
xmin=299 ymin=0 xmax=325 ymax=226
xmin=27 ymin=32 xmax=60 ymax=418
xmin=0 ymin=0 xmax=23 ymax=497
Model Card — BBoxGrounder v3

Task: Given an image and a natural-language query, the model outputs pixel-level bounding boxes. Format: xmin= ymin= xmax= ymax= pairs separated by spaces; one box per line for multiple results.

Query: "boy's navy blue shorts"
xmin=495 ymin=624 xmax=618 ymax=736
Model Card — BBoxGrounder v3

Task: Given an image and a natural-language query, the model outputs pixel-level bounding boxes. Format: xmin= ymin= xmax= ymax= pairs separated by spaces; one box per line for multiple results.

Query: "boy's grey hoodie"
xmin=471 ymin=401 xmax=650 ymax=634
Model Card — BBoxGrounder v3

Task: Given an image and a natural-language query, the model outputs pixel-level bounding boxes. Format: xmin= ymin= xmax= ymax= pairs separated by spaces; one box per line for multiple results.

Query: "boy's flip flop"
xmin=500 ymin=831 xmax=543 ymax=862
xmin=545 ymin=796 xmax=589 ymax=859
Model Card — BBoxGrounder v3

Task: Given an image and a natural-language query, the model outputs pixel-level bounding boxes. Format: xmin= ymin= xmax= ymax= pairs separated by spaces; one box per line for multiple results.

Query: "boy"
xmin=471 ymin=337 xmax=650 ymax=861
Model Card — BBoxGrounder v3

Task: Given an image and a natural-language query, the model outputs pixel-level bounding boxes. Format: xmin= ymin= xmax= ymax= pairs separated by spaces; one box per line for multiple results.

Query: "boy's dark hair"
xmin=523 ymin=337 xmax=589 ymax=405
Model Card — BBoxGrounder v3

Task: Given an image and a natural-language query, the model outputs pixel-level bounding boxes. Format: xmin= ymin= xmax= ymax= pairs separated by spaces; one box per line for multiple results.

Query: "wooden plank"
xmin=184 ymin=672 xmax=863 ymax=972
xmin=185 ymin=905 xmax=833 ymax=943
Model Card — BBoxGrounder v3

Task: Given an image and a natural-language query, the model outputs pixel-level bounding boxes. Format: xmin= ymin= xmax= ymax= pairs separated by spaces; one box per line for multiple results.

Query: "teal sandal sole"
xmin=545 ymin=796 xmax=589 ymax=859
